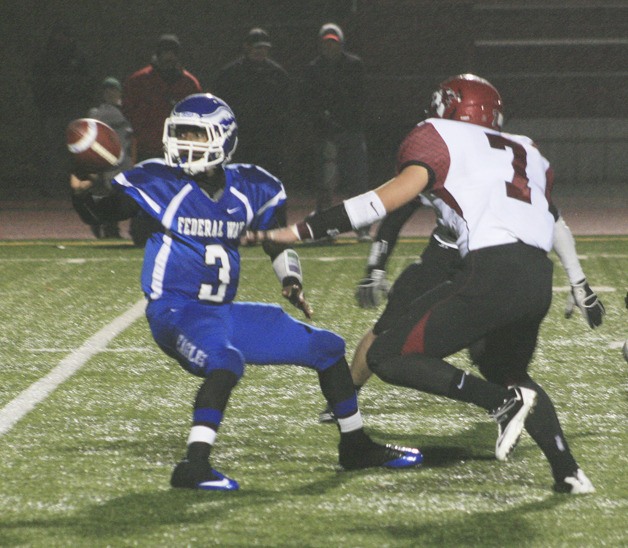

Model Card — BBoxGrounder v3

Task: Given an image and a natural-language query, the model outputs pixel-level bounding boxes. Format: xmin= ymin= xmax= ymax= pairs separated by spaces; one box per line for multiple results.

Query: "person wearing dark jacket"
xmin=213 ymin=28 xmax=291 ymax=179
xmin=302 ymin=23 xmax=371 ymax=241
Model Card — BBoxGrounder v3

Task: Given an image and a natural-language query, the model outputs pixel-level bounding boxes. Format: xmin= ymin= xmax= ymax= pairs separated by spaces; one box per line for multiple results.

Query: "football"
xmin=66 ymin=118 xmax=122 ymax=172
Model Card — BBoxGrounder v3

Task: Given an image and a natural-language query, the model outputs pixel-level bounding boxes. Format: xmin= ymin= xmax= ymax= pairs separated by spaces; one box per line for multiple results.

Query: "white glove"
xmin=564 ymin=278 xmax=605 ymax=328
xmin=355 ymin=269 xmax=391 ymax=308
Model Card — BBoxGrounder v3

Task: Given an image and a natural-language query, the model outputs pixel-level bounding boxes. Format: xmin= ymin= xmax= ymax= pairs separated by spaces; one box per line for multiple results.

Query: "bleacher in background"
xmin=0 ymin=0 xmax=625 ymax=198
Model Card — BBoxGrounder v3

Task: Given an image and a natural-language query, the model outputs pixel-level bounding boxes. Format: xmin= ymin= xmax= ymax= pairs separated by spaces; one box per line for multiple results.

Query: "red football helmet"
xmin=429 ymin=73 xmax=504 ymax=130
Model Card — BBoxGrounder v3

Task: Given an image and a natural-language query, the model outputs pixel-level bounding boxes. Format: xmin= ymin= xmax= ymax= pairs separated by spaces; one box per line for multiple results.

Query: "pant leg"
xmin=374 ymin=243 xmax=553 ymax=361
xmin=230 ymin=302 xmax=345 ymax=371
xmin=146 ymin=299 xmax=245 ymax=378
xmin=368 ymin=244 xmax=553 ymax=407
xmin=374 ymin=235 xmax=462 ymax=334
xmin=230 ymin=302 xmax=358 ymax=418
xmin=474 ymin=316 xmax=545 ymax=387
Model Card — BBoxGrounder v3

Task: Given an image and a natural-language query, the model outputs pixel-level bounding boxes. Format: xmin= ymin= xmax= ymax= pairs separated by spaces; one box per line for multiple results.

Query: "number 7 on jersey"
xmin=486 ymin=133 xmax=532 ymax=204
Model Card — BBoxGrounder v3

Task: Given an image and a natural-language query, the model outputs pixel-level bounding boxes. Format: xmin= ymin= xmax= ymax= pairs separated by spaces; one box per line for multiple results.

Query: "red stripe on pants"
xmin=401 ymin=311 xmax=432 ymax=355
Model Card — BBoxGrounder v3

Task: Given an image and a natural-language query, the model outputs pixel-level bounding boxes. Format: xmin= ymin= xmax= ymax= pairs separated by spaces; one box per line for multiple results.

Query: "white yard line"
xmin=553 ymin=286 xmax=616 ymax=293
xmin=27 ymin=347 xmax=155 ymax=353
xmin=0 ymin=252 xmax=625 ymax=264
xmin=0 ymin=298 xmax=146 ymax=437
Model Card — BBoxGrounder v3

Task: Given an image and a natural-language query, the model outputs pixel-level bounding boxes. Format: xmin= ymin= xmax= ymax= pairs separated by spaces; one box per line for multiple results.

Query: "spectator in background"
xmin=122 ymin=33 xmax=202 ymax=246
xmin=86 ymin=77 xmax=133 ymax=239
xmin=302 ymin=23 xmax=371 ymax=242
xmin=213 ymin=27 xmax=291 ymax=179
xmin=32 ymin=23 xmax=94 ymax=197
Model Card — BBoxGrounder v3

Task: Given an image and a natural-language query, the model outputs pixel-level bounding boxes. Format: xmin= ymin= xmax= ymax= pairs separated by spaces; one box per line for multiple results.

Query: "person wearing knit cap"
xmin=213 ymin=27 xmax=291 ymax=179
xmin=156 ymin=33 xmax=181 ymax=55
xmin=302 ymin=23 xmax=372 ymax=242
xmin=319 ymin=23 xmax=344 ymax=43
xmin=123 ymin=33 xmax=200 ymax=164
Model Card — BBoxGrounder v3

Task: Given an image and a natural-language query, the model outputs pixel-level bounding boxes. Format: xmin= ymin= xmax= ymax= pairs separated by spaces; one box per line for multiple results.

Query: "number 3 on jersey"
xmin=198 ymin=245 xmax=231 ymax=302
xmin=486 ymin=133 xmax=531 ymax=203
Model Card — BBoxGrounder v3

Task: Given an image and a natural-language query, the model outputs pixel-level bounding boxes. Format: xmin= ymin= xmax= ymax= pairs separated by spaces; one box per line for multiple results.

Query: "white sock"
xmin=337 ymin=411 xmax=364 ymax=433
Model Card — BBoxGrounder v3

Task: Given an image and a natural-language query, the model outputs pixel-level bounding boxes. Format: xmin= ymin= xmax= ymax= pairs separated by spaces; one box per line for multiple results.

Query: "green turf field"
xmin=0 ymin=238 xmax=626 ymax=547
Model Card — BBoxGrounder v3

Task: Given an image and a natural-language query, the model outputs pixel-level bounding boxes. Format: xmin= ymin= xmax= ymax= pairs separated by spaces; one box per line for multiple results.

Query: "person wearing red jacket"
xmin=123 ymin=34 xmax=202 ymax=161
xmin=122 ymin=34 xmax=202 ymax=246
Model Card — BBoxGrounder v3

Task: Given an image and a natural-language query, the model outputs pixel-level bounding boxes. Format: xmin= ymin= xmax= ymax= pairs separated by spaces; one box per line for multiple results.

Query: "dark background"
xmin=1 ymin=0 xmax=626 ymax=199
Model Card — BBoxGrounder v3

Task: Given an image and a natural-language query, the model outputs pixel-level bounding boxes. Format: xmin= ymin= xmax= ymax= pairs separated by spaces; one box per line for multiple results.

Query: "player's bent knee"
xmin=308 ymin=329 xmax=346 ymax=371
xmin=367 ymin=356 xmax=396 ymax=384
xmin=182 ymin=346 xmax=245 ymax=379
xmin=365 ymin=344 xmax=387 ymax=378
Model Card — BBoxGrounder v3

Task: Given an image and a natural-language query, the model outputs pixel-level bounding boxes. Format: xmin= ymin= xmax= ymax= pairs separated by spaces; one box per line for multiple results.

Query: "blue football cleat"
xmin=171 ymin=459 xmax=239 ymax=491
xmin=381 ymin=445 xmax=424 ymax=468
xmin=339 ymin=434 xmax=423 ymax=470
xmin=196 ymin=469 xmax=239 ymax=491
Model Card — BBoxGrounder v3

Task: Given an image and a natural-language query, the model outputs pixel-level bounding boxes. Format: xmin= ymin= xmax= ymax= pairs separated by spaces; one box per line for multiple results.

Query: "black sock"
xmin=318 ymin=357 xmax=356 ymax=407
xmin=186 ymin=441 xmax=211 ymax=464
xmin=447 ymin=370 xmax=510 ymax=411
xmin=339 ymin=428 xmax=370 ymax=448
xmin=519 ymin=379 xmax=579 ymax=481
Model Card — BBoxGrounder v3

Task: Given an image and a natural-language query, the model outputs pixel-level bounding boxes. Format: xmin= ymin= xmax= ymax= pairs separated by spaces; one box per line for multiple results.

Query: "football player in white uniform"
xmin=246 ymin=74 xmax=595 ymax=494
xmin=320 ymin=183 xmax=604 ymax=422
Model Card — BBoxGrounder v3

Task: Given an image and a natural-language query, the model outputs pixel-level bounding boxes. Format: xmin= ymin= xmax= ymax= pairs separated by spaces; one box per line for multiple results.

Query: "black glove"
xmin=355 ymin=269 xmax=391 ymax=309
xmin=282 ymin=277 xmax=313 ymax=319
xmin=564 ymin=278 xmax=605 ymax=328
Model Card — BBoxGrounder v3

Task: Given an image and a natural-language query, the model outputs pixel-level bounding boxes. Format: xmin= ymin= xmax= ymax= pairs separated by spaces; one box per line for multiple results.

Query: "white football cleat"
xmin=554 ymin=469 xmax=595 ymax=494
xmin=491 ymin=386 xmax=537 ymax=461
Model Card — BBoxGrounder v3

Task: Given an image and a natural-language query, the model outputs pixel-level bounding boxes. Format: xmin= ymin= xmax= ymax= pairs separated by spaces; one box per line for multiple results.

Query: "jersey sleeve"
xmin=231 ymin=165 xmax=288 ymax=231
xmin=112 ymin=161 xmax=183 ymax=223
xmin=397 ymin=121 xmax=451 ymax=189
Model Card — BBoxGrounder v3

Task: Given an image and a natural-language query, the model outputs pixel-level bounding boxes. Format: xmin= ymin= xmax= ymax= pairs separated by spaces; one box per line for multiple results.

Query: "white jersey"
xmin=398 ymin=118 xmax=555 ymax=256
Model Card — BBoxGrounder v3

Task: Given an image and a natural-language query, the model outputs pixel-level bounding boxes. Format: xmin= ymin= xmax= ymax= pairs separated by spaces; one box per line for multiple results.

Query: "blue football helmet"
xmin=163 ymin=93 xmax=238 ymax=175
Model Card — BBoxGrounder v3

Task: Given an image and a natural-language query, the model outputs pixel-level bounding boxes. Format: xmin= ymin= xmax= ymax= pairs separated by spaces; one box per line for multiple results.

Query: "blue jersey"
xmin=113 ymin=161 xmax=286 ymax=303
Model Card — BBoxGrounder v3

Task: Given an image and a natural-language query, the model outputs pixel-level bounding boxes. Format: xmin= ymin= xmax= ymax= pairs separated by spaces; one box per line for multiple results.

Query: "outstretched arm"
xmin=244 ymin=165 xmax=430 ymax=245
xmin=553 ymin=214 xmax=605 ymax=328
xmin=70 ymin=173 xmax=139 ymax=224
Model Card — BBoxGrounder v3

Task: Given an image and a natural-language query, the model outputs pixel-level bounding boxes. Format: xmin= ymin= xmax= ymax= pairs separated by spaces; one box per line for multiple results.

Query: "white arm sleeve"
xmin=552 ymin=216 xmax=585 ymax=284
xmin=343 ymin=191 xmax=387 ymax=229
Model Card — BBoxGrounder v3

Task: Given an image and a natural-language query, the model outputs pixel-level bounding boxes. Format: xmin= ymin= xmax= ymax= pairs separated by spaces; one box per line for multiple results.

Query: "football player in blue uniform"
xmin=70 ymin=93 xmax=422 ymax=491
